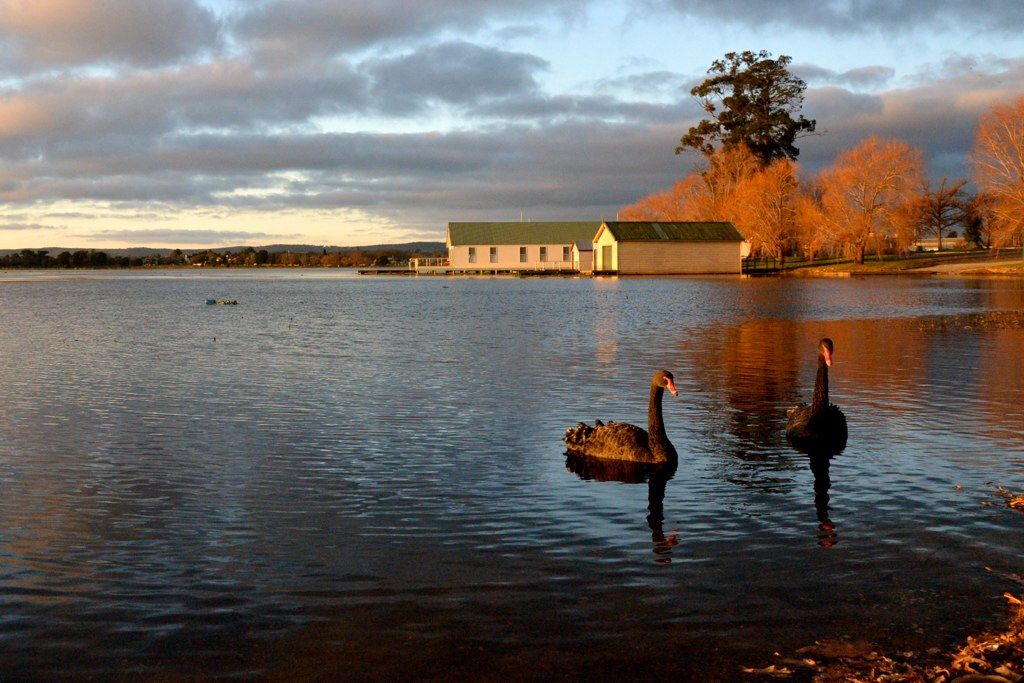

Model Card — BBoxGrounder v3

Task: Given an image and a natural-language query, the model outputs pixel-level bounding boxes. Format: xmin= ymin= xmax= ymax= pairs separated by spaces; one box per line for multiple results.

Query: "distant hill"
xmin=0 ymin=241 xmax=446 ymax=257
xmin=218 ymin=242 xmax=446 ymax=254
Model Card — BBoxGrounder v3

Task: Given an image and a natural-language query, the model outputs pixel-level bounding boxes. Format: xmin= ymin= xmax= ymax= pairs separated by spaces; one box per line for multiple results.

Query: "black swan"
xmin=786 ymin=338 xmax=848 ymax=451
xmin=563 ymin=370 xmax=678 ymax=465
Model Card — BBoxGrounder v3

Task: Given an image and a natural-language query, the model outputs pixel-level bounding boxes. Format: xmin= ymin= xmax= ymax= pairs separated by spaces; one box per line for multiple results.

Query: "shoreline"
xmin=782 ymin=257 xmax=1024 ymax=278
xmin=748 ymin=591 xmax=1023 ymax=681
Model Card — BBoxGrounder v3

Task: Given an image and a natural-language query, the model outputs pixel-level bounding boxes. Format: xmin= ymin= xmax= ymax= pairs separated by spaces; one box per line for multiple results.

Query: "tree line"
xmin=0 ymin=246 xmax=443 ymax=269
xmin=624 ymin=51 xmax=1024 ymax=263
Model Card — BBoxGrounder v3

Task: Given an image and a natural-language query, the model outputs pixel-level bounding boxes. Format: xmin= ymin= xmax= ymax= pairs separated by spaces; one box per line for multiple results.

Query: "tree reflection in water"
xmin=564 ymin=454 xmax=679 ymax=563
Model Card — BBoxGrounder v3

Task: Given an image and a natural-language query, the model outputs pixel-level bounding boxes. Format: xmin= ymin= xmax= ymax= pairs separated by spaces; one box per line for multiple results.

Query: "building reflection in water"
xmin=564 ymin=454 xmax=678 ymax=563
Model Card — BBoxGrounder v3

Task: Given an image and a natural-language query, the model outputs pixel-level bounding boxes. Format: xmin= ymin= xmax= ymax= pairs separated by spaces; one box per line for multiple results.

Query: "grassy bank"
xmin=760 ymin=249 xmax=1024 ymax=277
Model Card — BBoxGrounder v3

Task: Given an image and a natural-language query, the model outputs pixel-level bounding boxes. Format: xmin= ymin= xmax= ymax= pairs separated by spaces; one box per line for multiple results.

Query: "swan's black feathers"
xmin=565 ymin=420 xmax=654 ymax=463
xmin=786 ymin=403 xmax=847 ymax=451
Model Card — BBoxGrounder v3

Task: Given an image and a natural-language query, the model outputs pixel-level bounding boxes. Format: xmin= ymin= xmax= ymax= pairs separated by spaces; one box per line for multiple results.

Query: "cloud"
xmin=78 ymin=228 xmax=301 ymax=245
xmin=653 ymin=0 xmax=1024 ymax=35
xmin=3 ymin=53 xmax=1022 ymax=228
xmin=593 ymin=70 xmax=693 ymax=97
xmin=0 ymin=0 xmax=220 ymax=73
xmin=362 ymin=42 xmax=547 ymax=114
xmin=794 ymin=63 xmax=895 ymax=89
xmin=796 ymin=60 xmax=1024 ymax=177
xmin=0 ymin=222 xmax=54 ymax=230
xmin=0 ymin=59 xmax=370 ymax=162
xmin=234 ymin=0 xmax=587 ymax=62
xmin=804 ymin=87 xmax=885 ymax=123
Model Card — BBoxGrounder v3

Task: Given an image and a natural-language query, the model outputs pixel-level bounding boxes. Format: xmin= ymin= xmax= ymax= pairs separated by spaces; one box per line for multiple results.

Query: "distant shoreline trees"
xmin=0 ymin=246 xmax=444 ymax=269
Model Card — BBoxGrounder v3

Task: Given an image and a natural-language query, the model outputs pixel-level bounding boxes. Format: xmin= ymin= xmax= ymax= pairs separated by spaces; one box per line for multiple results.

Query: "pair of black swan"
xmin=563 ymin=339 xmax=847 ymax=462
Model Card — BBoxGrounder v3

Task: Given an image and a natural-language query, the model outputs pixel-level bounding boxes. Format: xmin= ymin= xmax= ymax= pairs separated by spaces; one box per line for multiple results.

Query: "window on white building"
xmin=519 ymin=246 xmax=527 ymax=262
xmin=539 ymin=247 xmax=547 ymax=262
xmin=468 ymin=247 xmax=477 ymax=263
xmin=489 ymin=247 xmax=497 ymax=263
xmin=563 ymin=246 xmax=571 ymax=261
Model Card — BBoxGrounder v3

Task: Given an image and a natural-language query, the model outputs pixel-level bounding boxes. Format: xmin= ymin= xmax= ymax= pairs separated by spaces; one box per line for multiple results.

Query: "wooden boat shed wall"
xmin=593 ymin=221 xmax=745 ymax=274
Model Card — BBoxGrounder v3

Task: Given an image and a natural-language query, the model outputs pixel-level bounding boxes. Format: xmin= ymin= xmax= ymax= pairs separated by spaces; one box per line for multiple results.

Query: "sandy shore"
xmin=916 ymin=258 xmax=1024 ymax=275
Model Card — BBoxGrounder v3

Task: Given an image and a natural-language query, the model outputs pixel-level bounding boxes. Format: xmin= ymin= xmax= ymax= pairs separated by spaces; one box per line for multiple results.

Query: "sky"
xmin=1 ymin=0 xmax=1023 ymax=249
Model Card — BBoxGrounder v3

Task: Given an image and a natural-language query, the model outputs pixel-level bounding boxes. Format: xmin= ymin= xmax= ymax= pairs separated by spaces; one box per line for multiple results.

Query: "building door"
xmin=601 ymin=245 xmax=612 ymax=271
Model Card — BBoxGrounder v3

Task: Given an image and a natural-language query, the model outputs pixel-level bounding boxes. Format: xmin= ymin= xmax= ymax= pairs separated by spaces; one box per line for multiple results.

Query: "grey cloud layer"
xmin=362 ymin=42 xmax=547 ymax=113
xmin=656 ymin=0 xmax=1024 ymax=34
xmin=235 ymin=0 xmax=586 ymax=60
xmin=0 ymin=0 xmax=220 ymax=74
xmin=78 ymin=228 xmax=300 ymax=244
xmin=793 ymin=64 xmax=895 ymax=89
xmin=0 ymin=1 xmax=1021 ymax=245
xmin=0 ymin=222 xmax=52 ymax=231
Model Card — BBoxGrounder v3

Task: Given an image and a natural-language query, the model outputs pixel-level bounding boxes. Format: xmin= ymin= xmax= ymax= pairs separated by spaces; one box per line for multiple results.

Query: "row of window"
xmin=468 ymin=246 xmax=572 ymax=263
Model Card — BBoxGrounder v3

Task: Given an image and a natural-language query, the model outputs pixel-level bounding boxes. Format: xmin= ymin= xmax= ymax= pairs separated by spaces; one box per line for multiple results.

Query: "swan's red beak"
xmin=822 ymin=347 xmax=832 ymax=367
xmin=665 ymin=378 xmax=678 ymax=396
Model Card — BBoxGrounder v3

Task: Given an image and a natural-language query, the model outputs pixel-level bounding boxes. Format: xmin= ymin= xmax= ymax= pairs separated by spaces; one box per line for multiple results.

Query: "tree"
xmin=619 ymin=174 xmax=704 ymax=221
xmin=677 ymin=50 xmax=816 ymax=165
xmin=911 ymin=177 xmax=968 ymax=251
xmin=794 ymin=187 xmax=833 ymax=261
xmin=731 ymin=158 xmax=798 ymax=259
xmin=971 ymin=96 xmax=1024 ymax=252
xmin=620 ymin=144 xmax=760 ymax=221
xmin=963 ymin=192 xmax=995 ymax=248
xmin=816 ymin=136 xmax=924 ymax=264
xmin=621 ymin=143 xmax=800 ymax=259
xmin=620 ymin=145 xmax=756 ymax=221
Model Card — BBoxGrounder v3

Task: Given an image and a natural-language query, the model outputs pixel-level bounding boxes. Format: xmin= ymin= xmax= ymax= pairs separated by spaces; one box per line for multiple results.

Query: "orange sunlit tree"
xmin=971 ymin=96 xmax=1024 ymax=252
xmin=814 ymin=136 xmax=924 ymax=264
xmin=621 ymin=143 xmax=799 ymax=258
xmin=909 ymin=177 xmax=969 ymax=252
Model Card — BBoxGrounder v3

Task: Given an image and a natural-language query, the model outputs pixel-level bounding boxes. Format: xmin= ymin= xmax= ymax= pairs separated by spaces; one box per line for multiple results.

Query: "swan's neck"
xmin=811 ymin=354 xmax=829 ymax=414
xmin=647 ymin=385 xmax=672 ymax=456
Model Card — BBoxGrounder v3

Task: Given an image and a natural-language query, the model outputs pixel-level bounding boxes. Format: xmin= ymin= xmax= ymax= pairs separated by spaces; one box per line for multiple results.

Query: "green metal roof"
xmin=601 ymin=221 xmax=744 ymax=242
xmin=447 ymin=221 xmax=602 ymax=246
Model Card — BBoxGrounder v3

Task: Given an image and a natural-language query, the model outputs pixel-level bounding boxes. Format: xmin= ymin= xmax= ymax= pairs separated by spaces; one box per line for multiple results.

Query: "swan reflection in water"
xmin=808 ymin=452 xmax=837 ymax=548
xmin=786 ymin=430 xmax=843 ymax=547
xmin=564 ymin=454 xmax=679 ymax=563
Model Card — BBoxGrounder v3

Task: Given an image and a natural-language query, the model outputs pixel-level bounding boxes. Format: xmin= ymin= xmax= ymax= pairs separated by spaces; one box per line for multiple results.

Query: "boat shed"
xmin=446 ymin=221 xmax=601 ymax=272
xmin=570 ymin=240 xmax=593 ymax=274
xmin=592 ymin=221 xmax=745 ymax=274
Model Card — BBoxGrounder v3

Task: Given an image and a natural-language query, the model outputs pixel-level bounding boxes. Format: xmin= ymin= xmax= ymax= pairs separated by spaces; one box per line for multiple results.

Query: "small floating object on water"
xmin=205 ymin=299 xmax=238 ymax=305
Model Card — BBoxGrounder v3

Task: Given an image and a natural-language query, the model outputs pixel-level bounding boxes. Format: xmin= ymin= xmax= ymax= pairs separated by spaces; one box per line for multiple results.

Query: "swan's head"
xmin=818 ymin=338 xmax=834 ymax=367
xmin=652 ymin=370 xmax=678 ymax=396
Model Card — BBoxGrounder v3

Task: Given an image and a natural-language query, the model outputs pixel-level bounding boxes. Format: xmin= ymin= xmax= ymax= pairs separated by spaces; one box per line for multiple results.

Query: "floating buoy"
xmin=206 ymin=299 xmax=238 ymax=305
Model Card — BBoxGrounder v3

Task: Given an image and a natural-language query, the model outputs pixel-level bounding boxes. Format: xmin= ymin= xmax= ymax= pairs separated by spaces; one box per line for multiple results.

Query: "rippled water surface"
xmin=1 ymin=270 xmax=1022 ymax=680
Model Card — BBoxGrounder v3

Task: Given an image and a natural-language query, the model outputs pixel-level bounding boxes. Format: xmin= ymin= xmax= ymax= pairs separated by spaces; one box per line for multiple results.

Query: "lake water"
xmin=0 ymin=269 xmax=1022 ymax=680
